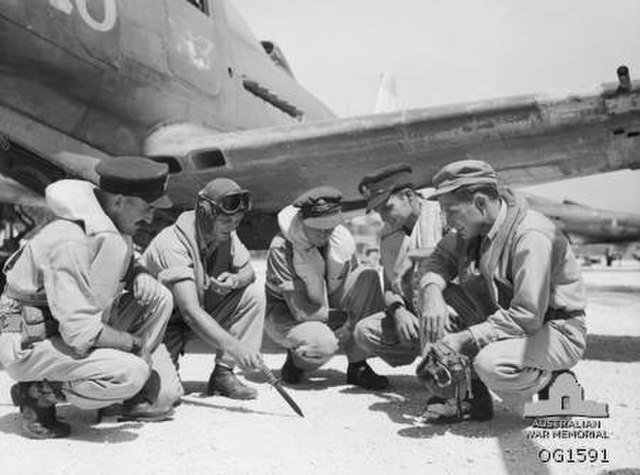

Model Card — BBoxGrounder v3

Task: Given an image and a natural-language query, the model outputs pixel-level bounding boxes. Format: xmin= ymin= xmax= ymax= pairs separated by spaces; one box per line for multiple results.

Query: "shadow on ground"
xmin=599 ymin=469 xmax=640 ymax=475
xmin=242 ymin=367 xmax=347 ymax=391
xmin=180 ymin=397 xmax=292 ymax=418
xmin=584 ymin=335 xmax=640 ymax=362
xmin=0 ymin=406 xmax=141 ymax=443
xmin=352 ymin=374 xmax=549 ymax=474
xmin=586 ymin=285 xmax=640 ymax=293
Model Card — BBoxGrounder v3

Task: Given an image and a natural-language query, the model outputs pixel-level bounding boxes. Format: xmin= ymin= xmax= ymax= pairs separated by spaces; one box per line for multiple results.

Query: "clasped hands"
xmin=209 ymin=271 xmax=239 ymax=295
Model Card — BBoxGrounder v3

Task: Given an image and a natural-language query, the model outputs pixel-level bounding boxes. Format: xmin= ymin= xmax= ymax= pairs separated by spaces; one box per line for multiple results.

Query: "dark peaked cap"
xmin=293 ymin=186 xmax=343 ymax=229
xmin=358 ymin=164 xmax=413 ymax=211
xmin=95 ymin=156 xmax=172 ymax=209
xmin=427 ymin=159 xmax=498 ymax=200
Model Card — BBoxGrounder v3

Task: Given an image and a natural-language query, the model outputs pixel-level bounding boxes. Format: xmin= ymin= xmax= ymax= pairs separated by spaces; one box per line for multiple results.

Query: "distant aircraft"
xmin=522 ymin=192 xmax=640 ymax=244
xmin=2 ymin=0 xmax=640 ymax=249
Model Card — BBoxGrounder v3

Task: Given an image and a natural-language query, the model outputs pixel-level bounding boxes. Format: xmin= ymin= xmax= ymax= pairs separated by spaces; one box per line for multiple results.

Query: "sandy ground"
xmin=1 ymin=262 xmax=639 ymax=475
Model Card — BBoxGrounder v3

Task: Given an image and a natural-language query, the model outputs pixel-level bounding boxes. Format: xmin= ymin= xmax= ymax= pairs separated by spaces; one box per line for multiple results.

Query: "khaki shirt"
xmin=265 ymin=233 xmax=357 ymax=301
xmin=421 ymin=205 xmax=587 ymax=348
xmin=143 ymin=211 xmax=250 ymax=312
xmin=3 ymin=181 xmax=133 ymax=356
xmin=380 ymin=199 xmax=443 ymax=307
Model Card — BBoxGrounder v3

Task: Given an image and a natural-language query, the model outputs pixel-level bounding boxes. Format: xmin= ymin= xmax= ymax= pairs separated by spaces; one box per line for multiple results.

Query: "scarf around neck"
xmin=277 ymin=205 xmax=354 ymax=306
xmin=476 ymin=189 xmax=528 ymax=304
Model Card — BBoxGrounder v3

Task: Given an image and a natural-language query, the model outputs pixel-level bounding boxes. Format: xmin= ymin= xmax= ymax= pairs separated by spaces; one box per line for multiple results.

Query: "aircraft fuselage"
xmin=524 ymin=193 xmax=640 ymax=244
xmin=0 ymin=0 xmax=333 ymax=158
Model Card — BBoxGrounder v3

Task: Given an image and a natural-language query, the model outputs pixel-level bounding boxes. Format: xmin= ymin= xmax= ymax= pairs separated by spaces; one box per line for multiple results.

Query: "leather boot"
xmin=280 ymin=350 xmax=305 ymax=384
xmin=423 ymin=378 xmax=493 ymax=423
xmin=113 ymin=370 xmax=173 ymax=422
xmin=468 ymin=377 xmax=494 ymax=421
xmin=11 ymin=381 xmax=71 ymax=439
xmin=206 ymin=364 xmax=258 ymax=400
xmin=119 ymin=402 xmax=175 ymax=422
xmin=125 ymin=369 xmax=161 ymax=407
xmin=346 ymin=361 xmax=389 ymax=390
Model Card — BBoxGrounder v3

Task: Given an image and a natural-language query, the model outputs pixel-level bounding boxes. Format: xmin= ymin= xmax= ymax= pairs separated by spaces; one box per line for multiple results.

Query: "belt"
xmin=544 ymin=307 xmax=585 ymax=323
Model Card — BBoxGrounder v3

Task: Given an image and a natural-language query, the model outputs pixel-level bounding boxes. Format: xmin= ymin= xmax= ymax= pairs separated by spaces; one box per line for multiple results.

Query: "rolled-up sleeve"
xmin=43 ymin=241 xmax=104 ymax=356
xmin=469 ymin=230 xmax=552 ymax=348
xmin=266 ymin=244 xmax=297 ymax=293
xmin=143 ymin=235 xmax=195 ymax=287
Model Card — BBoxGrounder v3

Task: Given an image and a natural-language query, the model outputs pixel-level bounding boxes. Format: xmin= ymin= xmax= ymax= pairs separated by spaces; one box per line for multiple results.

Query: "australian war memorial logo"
xmin=524 ymin=371 xmax=609 ymax=419
xmin=523 ymin=372 xmax=611 ymax=464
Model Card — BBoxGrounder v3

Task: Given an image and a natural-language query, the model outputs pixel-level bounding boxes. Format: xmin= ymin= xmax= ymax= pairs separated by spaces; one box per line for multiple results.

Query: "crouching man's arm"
xmin=282 ymin=289 xmax=329 ymax=323
xmin=44 ymin=239 xmax=149 ymax=359
xmin=209 ymin=262 xmax=255 ymax=296
xmin=171 ymin=279 xmax=262 ymax=370
xmin=466 ymin=231 xmax=555 ymax=349
xmin=419 ymin=234 xmax=461 ymax=343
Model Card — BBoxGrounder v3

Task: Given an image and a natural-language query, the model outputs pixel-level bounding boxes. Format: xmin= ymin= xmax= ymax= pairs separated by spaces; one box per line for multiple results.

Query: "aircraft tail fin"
xmin=373 ymin=72 xmax=398 ymax=113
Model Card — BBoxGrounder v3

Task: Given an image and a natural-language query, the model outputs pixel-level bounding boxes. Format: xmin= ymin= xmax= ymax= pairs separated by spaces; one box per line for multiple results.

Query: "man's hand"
xmin=393 ymin=306 xmax=420 ymax=342
xmin=133 ymin=273 xmax=163 ymax=305
xmin=420 ymin=285 xmax=448 ymax=343
xmin=228 ymin=340 xmax=263 ymax=370
xmin=441 ymin=330 xmax=479 ymax=359
xmin=333 ymin=323 xmax=352 ymax=346
xmin=210 ymin=272 xmax=239 ymax=296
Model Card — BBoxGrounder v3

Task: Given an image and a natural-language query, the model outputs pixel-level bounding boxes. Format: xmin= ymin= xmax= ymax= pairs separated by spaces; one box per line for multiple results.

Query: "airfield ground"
xmin=0 ymin=262 xmax=639 ymax=475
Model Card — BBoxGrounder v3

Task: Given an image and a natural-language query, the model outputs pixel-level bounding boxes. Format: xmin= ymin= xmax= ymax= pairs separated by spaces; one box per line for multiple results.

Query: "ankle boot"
xmin=280 ymin=350 xmax=304 ymax=385
xmin=206 ymin=364 xmax=258 ymax=400
xmin=12 ymin=381 xmax=71 ymax=439
xmin=468 ymin=378 xmax=494 ymax=421
xmin=346 ymin=361 xmax=389 ymax=390
xmin=423 ymin=379 xmax=493 ymax=424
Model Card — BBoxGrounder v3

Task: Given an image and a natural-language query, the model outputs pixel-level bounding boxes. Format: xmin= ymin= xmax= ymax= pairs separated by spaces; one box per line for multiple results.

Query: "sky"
xmin=232 ymin=0 xmax=640 ymax=213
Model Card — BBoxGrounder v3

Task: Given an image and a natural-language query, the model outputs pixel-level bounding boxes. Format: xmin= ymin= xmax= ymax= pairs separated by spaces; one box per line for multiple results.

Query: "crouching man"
xmin=143 ymin=178 xmax=264 ymax=400
xmin=419 ymin=160 xmax=587 ymax=422
xmin=265 ymin=186 xmax=387 ymax=390
xmin=0 ymin=157 xmax=181 ymax=439
xmin=353 ymin=164 xmax=443 ymax=371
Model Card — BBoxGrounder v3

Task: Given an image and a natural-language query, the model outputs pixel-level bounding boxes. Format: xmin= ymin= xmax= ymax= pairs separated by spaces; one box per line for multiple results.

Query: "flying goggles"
xmin=197 ymin=189 xmax=252 ymax=215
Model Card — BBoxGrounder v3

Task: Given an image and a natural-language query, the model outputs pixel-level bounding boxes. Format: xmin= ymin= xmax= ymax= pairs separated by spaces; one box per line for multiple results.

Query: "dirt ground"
xmin=0 ymin=263 xmax=639 ymax=475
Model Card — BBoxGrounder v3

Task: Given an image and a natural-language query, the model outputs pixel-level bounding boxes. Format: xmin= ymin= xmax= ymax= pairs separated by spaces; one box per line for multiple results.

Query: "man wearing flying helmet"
xmin=143 ymin=178 xmax=264 ymax=400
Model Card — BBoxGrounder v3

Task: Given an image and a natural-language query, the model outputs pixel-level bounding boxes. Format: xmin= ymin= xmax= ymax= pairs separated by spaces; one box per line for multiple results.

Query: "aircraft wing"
xmin=0 ymin=175 xmax=46 ymax=207
xmin=143 ymin=80 xmax=640 ymax=210
xmin=3 ymin=79 xmax=640 ymax=227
